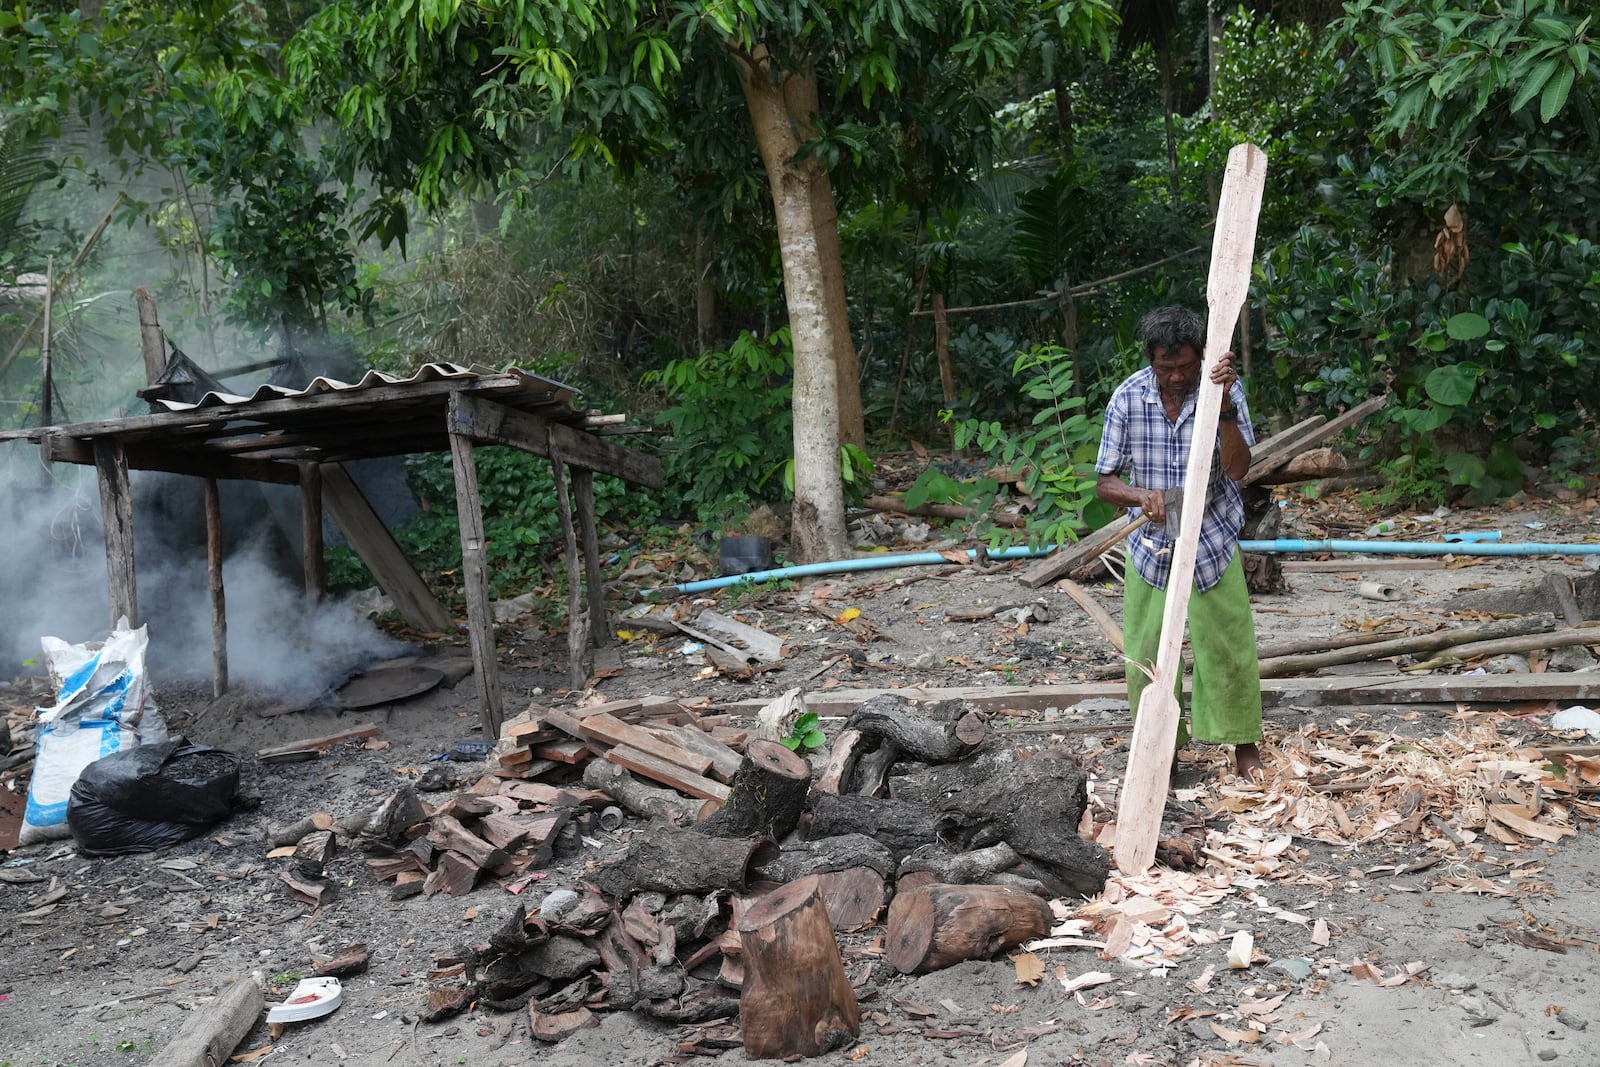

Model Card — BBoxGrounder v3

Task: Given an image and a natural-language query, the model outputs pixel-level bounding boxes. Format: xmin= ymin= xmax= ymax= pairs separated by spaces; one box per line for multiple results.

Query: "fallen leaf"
xmin=463 ymin=906 xmax=479 ymax=921
xmin=1210 ymin=1022 xmax=1262 ymax=1044
xmin=1275 ymin=1023 xmax=1323 ymax=1046
xmin=1012 ymin=952 xmax=1046 ymax=987
xmin=835 ymin=608 xmax=862 ymax=624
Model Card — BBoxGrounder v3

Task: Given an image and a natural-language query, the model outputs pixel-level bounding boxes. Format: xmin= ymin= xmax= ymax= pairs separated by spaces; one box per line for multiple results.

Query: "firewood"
xmin=423 ymin=851 xmax=481 ymax=897
xmin=807 ymin=793 xmax=940 ymax=860
xmin=265 ymin=811 xmax=333 ymax=848
xmin=815 ymin=866 xmax=888 ymax=928
xmin=366 ymin=854 xmax=425 ymax=882
xmin=313 ymin=944 xmax=371 ymax=978
xmin=751 ymin=833 xmax=895 ymax=884
xmin=592 ymin=826 xmax=773 ymax=899
xmin=648 ymin=724 xmax=745 ymax=781
xmin=897 ymin=843 xmax=1021 ymax=886
xmin=530 ymin=738 xmax=592 ymax=764
xmin=845 ymin=694 xmax=985 ymax=763
xmin=1250 ymin=445 xmax=1347 ymax=485
xmin=850 ymin=741 xmax=900 ymax=797
xmin=813 ymin=729 xmax=865 ymax=794
xmin=147 ymin=972 xmax=263 ymax=1067
xmin=525 ymin=935 xmax=603 ymax=980
xmin=427 ymin=813 xmax=509 ymax=871
xmin=604 ymin=745 xmax=730 ymax=802
xmin=736 ymin=875 xmax=861 ymax=1059
xmin=422 ymin=984 xmax=476 ymax=1022
xmin=528 ymin=1006 xmax=600 ymax=1042
xmin=581 ymin=761 xmax=719 ymax=825
xmin=497 ymin=781 xmax=612 ymax=810
xmin=886 ymin=883 xmax=1052 ymax=974
xmin=578 ymin=712 xmax=713 ymax=773
xmin=279 ymin=868 xmax=333 ymax=906
xmin=292 ymin=830 xmax=338 ymax=879
xmin=476 ymin=811 xmax=569 ymax=860
xmin=634 ymin=982 xmax=741 ymax=1023
xmin=698 ymin=740 xmax=811 ymax=840
xmin=344 ymin=785 xmax=427 ymax=842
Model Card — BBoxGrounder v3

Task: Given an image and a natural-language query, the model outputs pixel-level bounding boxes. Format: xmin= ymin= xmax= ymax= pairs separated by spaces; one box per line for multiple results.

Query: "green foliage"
xmin=948 ymin=343 xmax=1105 ymax=549
xmin=645 ymin=329 xmax=796 ymax=518
xmin=903 ymin=467 xmax=965 ymax=509
xmin=780 ymin=710 xmax=827 ymax=753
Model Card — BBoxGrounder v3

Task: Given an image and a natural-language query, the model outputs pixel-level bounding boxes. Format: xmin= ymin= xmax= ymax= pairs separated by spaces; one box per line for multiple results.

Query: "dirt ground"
xmin=4 ymin=494 xmax=1600 ymax=1067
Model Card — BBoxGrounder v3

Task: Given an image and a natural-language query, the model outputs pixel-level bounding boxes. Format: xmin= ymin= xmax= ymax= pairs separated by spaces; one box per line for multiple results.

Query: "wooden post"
xmin=447 ymin=400 xmax=503 ymax=739
xmin=134 ymin=286 xmax=166 ymax=385
xmin=1116 ymin=143 xmax=1267 ymax=876
xmin=93 ymin=437 xmax=138 ymax=628
xmin=932 ymin=291 xmax=957 ymax=454
xmin=737 ymin=875 xmax=861 ymax=1059
xmin=550 ymin=451 xmax=589 ymax=691
xmin=39 ymin=255 xmax=53 ymax=427
xmin=298 ymin=461 xmax=325 ymax=602
xmin=203 ymin=477 xmax=228 ymax=699
xmin=319 ymin=463 xmax=452 ymax=633
xmin=570 ymin=467 xmax=607 ymax=648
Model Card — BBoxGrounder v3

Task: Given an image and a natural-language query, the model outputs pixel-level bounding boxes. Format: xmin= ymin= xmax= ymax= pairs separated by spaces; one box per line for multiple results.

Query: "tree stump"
xmin=886 ymin=883 xmax=1052 ymax=974
xmin=737 ymin=875 xmax=861 ymax=1059
xmin=699 ymin=739 xmax=811 ymax=840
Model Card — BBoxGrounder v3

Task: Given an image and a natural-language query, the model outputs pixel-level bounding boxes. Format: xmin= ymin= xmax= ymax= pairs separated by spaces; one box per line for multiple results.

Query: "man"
xmin=1093 ymin=306 xmax=1264 ymax=779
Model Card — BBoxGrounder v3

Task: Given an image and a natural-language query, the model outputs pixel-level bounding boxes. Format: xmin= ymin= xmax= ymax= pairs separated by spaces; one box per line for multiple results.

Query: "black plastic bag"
xmin=67 ymin=738 xmax=241 ymax=856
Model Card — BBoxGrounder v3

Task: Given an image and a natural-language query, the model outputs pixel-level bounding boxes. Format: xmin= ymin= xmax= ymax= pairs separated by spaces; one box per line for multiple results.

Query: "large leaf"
xmin=1444 ymin=312 xmax=1490 ymax=340
xmin=1424 ymin=363 xmax=1480 ymax=406
xmin=1541 ymin=60 xmax=1576 ymax=123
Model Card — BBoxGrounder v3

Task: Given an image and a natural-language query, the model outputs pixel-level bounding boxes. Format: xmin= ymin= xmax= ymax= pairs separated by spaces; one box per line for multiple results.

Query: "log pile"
xmin=264 ymin=693 xmax=1111 ymax=1057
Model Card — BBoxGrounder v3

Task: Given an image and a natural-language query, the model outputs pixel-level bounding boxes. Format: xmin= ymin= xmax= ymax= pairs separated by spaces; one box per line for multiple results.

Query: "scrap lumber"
xmin=148 ymin=972 xmax=264 ymax=1067
xmin=646 ymin=723 xmax=744 ymax=782
xmin=1244 ymin=393 xmax=1388 ymax=485
xmin=736 ymin=875 xmax=861 ymax=1059
xmin=698 ymin=740 xmax=812 ymax=840
xmin=1017 ymin=512 xmax=1148 ymax=589
xmin=886 ymin=883 xmax=1052 ymax=974
xmin=1259 ymin=614 xmax=1565 ymax=676
xmin=257 ymin=723 xmax=380 ymax=763
xmin=1057 ymin=579 xmax=1124 ymax=652
xmin=577 ymin=713 xmax=713 ymax=775
xmin=581 ymin=761 xmax=719 ymax=826
xmin=605 ymin=745 xmax=730 ymax=803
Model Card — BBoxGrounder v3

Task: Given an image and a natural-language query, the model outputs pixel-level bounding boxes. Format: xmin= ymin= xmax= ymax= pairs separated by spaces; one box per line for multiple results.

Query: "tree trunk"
xmin=738 ymin=51 xmax=848 ymax=562
xmin=737 ymin=875 xmax=861 ymax=1059
xmin=698 ymin=739 xmax=811 ymax=840
xmin=886 ymin=883 xmax=1052 ymax=974
xmin=692 ymin=217 xmax=717 ymax=354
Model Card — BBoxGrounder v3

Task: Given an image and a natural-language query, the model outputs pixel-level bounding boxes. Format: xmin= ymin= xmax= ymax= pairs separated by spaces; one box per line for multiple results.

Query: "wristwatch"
xmin=1219 ymin=405 xmax=1238 ymax=421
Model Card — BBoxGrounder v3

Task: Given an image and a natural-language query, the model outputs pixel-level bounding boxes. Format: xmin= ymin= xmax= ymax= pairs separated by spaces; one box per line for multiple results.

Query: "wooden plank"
xmin=605 ymin=745 xmax=731 ymax=802
xmin=1238 ymin=414 xmax=1326 ymax=485
xmin=447 ymin=392 xmax=664 ymax=489
xmin=578 ymin=713 xmax=713 ymax=775
xmin=320 ymin=462 xmax=452 ymax=633
xmin=1245 ymin=393 xmax=1389 ymax=485
xmin=204 ymin=477 xmax=228 ymax=699
xmin=1016 ymin=513 xmax=1149 ymax=589
xmin=257 ymin=723 xmax=380 ymax=760
xmin=448 ymin=416 xmax=504 ymax=740
xmin=299 ymin=460 xmax=325 ymax=602
xmin=530 ymin=739 xmax=593 ymax=765
xmin=1116 ymin=142 xmax=1268 ymax=876
xmin=551 ymin=454 xmax=590 ymax=691
xmin=649 ymin=724 xmax=745 ymax=782
xmin=1279 ymin=558 xmax=1446 ymax=573
xmin=571 ymin=467 xmax=608 ymax=648
xmin=93 ymin=436 xmax=138 ymax=627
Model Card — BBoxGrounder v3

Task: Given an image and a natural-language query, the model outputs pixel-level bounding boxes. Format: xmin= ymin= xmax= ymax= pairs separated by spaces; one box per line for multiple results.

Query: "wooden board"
xmin=578 ymin=713 xmax=713 ymax=775
xmin=258 ymin=723 xmax=380 ymax=761
xmin=605 ymin=745 xmax=731 ymax=803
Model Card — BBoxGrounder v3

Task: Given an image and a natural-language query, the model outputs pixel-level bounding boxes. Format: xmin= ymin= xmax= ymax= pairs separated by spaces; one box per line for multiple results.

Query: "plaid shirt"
xmin=1094 ymin=365 xmax=1255 ymax=592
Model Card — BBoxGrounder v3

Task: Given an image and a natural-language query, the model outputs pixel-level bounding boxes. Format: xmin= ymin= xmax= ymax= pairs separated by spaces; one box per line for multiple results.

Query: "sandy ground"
xmin=4 ymin=497 xmax=1600 ymax=1067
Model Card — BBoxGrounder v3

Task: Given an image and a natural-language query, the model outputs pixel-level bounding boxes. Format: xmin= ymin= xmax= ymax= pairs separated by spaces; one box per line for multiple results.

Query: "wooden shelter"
xmin=0 ymin=362 xmax=662 ymax=738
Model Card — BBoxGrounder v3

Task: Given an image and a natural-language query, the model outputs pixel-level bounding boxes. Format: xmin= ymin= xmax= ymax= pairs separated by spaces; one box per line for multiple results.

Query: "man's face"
xmin=1150 ymin=344 xmax=1201 ymax=403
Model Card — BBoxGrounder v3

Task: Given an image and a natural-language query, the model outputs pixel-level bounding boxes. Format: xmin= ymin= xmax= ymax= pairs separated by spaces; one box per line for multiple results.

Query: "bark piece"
xmin=581 ymin=761 xmax=717 ymax=825
xmin=279 ymin=869 xmax=333 ymax=907
xmin=529 ymin=1006 xmax=600 ymax=1042
xmin=886 ymin=883 xmax=1052 ymax=974
xmin=736 ymin=875 xmax=861 ymax=1059
xmin=845 ymin=695 xmax=985 ymax=764
xmin=525 ymin=935 xmax=603 ymax=981
xmin=698 ymin=740 xmax=811 ymax=840
xmin=313 ymin=944 xmax=370 ymax=979
xmin=292 ymin=830 xmax=338 ymax=879
xmin=897 ymin=843 xmax=1021 ymax=886
xmin=807 ymin=792 xmax=940 ymax=860
xmin=813 ymin=729 xmax=865 ymax=795
xmin=593 ymin=826 xmax=773 ymax=898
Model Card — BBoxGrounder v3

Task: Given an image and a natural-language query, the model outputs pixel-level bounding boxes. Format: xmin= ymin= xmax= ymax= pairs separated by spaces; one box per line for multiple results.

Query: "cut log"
xmin=1250 ymin=446 xmax=1347 ymax=485
xmin=813 ymin=728 xmax=865 ymax=795
xmin=427 ymin=813 xmax=508 ymax=871
xmin=751 ymin=834 xmax=896 ymax=884
xmin=148 ymin=972 xmax=263 ymax=1067
xmin=698 ymin=739 xmax=812 ymax=840
xmin=265 ymin=811 xmax=334 ymax=848
xmin=897 ymin=843 xmax=1021 ymax=887
xmin=581 ymin=760 xmax=717 ymax=825
xmin=808 ymin=793 xmax=940 ymax=860
xmin=886 ymin=883 xmax=1052 ymax=974
xmin=844 ymin=695 xmax=985 ymax=763
xmin=346 ymin=785 xmax=428 ymax=843
xmin=815 ymin=866 xmax=888 ymax=929
xmin=593 ymin=826 xmax=774 ymax=898
xmin=605 ymin=745 xmax=731 ymax=803
xmin=737 ymin=875 xmax=861 ymax=1059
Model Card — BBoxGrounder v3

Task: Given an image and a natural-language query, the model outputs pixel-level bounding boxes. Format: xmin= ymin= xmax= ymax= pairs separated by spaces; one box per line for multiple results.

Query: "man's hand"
xmin=1140 ymin=487 xmax=1166 ymax=522
xmin=1210 ymin=351 xmax=1239 ymax=402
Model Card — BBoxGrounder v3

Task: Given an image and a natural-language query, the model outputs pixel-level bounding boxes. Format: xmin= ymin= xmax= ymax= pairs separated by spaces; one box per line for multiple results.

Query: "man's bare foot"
xmin=1234 ymin=743 xmax=1264 ymax=781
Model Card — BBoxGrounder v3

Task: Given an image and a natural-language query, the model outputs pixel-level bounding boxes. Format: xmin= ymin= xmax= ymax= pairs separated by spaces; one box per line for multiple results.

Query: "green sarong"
xmin=1123 ymin=550 xmax=1262 ymax=746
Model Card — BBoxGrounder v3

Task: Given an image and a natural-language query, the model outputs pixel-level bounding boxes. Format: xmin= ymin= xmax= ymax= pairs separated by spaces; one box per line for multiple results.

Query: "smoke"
xmin=1 ymin=448 xmax=409 ymax=701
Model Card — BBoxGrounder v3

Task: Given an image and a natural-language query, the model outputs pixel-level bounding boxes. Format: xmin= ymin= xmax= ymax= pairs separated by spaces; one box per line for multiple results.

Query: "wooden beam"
xmin=1016 ymin=512 xmax=1148 ymax=589
xmin=299 ymin=461 xmax=325 ymax=602
xmin=319 ymin=463 xmax=451 ymax=633
xmin=550 ymin=453 xmax=590 ymax=690
xmin=134 ymin=287 xmax=166 ymax=386
xmin=43 ymin=433 xmax=302 ymax=484
xmin=1238 ymin=414 xmax=1325 ymax=485
xmin=1245 ymin=393 xmax=1389 ymax=485
xmin=447 ymin=393 xmax=663 ymax=489
xmin=571 ymin=467 xmax=608 ymax=648
xmin=93 ymin=437 xmax=138 ymax=628
xmin=447 ymin=410 xmax=504 ymax=739
xmin=204 ymin=477 xmax=228 ymax=699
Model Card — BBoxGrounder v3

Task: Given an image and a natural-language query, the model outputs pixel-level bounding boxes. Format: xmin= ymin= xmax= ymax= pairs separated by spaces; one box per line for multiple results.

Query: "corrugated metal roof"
xmin=155 ymin=361 xmax=576 ymax=413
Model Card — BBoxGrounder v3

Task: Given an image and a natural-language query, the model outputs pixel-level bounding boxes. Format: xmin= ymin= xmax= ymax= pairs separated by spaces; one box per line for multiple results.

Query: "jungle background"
xmin=0 ymin=0 xmax=1596 ymax=600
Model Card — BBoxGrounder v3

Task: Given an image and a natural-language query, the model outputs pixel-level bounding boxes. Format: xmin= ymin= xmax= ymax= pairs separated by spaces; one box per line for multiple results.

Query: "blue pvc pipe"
xmin=659 ymin=544 xmax=1053 ymax=595
xmin=1240 ymin=538 xmax=1600 ymax=556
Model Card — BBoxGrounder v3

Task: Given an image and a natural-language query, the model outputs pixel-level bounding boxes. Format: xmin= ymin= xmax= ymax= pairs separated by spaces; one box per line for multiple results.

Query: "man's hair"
xmin=1138 ymin=306 xmax=1204 ymax=361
